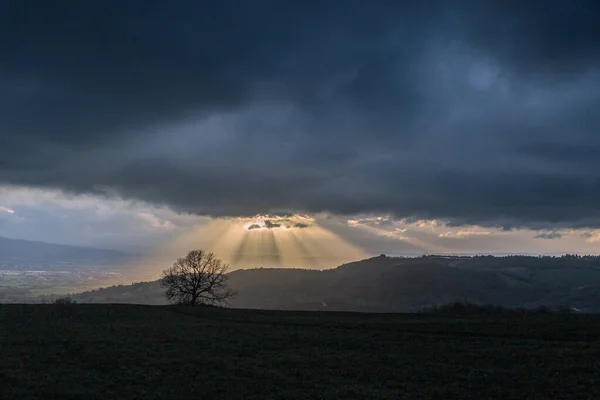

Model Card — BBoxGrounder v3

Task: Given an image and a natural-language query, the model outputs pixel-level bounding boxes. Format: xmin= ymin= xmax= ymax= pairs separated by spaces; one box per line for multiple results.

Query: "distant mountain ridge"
xmin=60 ymin=254 xmax=600 ymax=312
xmin=0 ymin=236 xmax=135 ymax=270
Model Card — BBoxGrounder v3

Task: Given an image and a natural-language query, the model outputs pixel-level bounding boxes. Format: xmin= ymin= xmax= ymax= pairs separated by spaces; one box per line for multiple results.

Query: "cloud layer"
xmin=2 ymin=1 xmax=600 ymax=228
xmin=0 ymin=186 xmax=206 ymax=251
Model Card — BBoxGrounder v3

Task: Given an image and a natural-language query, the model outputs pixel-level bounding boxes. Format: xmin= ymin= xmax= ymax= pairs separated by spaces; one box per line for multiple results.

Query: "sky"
xmin=1 ymin=1 xmax=600 ymax=269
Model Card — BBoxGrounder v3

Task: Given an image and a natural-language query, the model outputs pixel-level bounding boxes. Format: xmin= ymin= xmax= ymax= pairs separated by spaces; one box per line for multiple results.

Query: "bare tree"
xmin=160 ymin=250 xmax=234 ymax=306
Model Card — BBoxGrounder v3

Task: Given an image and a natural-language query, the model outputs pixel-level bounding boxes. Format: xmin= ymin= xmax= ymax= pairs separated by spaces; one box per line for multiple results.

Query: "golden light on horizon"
xmin=228 ymin=214 xmax=364 ymax=269
xmin=125 ymin=214 xmax=366 ymax=281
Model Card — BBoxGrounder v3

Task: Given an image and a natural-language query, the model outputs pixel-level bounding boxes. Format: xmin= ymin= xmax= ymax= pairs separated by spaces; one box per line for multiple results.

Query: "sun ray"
xmin=121 ymin=214 xmax=372 ymax=281
xmin=264 ymin=229 xmax=282 ymax=266
xmin=288 ymin=229 xmax=321 ymax=268
xmin=232 ymin=231 xmax=252 ymax=266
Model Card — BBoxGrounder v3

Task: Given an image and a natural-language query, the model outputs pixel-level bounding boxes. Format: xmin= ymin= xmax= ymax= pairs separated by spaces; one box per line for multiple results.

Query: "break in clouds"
xmin=2 ymin=1 xmax=600 ymax=229
xmin=247 ymin=218 xmax=311 ymax=230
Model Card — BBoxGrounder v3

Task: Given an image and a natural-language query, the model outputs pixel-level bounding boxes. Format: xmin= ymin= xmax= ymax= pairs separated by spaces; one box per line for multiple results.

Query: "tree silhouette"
xmin=160 ymin=250 xmax=234 ymax=306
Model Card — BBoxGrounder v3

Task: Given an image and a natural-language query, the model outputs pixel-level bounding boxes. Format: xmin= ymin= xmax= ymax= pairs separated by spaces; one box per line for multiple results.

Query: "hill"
xmin=2 ymin=304 xmax=600 ymax=399
xmin=62 ymin=254 xmax=600 ymax=312
xmin=0 ymin=235 xmax=135 ymax=270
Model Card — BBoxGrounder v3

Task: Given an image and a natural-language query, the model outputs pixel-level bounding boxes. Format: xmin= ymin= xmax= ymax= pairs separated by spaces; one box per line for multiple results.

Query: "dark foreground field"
xmin=2 ymin=305 xmax=600 ymax=399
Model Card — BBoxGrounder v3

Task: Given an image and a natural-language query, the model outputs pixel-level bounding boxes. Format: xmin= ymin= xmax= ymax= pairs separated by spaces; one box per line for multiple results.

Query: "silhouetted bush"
xmin=421 ymin=301 xmax=573 ymax=315
xmin=53 ymin=296 xmax=77 ymax=305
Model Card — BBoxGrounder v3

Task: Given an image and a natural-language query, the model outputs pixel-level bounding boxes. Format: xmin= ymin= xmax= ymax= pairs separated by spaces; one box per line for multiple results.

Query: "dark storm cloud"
xmin=2 ymin=1 xmax=600 ymax=228
xmin=535 ymin=231 xmax=563 ymax=240
xmin=259 ymin=219 xmax=308 ymax=229
xmin=246 ymin=224 xmax=261 ymax=231
xmin=263 ymin=220 xmax=281 ymax=229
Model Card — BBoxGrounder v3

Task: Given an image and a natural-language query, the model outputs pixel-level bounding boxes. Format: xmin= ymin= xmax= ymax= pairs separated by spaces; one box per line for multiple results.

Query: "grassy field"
xmin=2 ymin=305 xmax=600 ymax=399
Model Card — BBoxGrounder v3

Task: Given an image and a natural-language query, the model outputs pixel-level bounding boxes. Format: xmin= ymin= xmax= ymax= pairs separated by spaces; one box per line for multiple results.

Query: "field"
xmin=0 ymin=269 xmax=126 ymax=303
xmin=2 ymin=305 xmax=600 ymax=399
